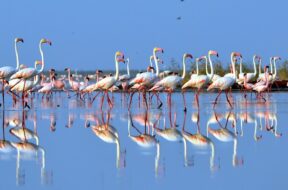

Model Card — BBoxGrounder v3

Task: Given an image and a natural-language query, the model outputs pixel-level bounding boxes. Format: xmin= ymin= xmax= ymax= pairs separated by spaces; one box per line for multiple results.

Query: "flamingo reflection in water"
xmin=0 ymin=110 xmax=15 ymax=159
xmin=208 ymin=111 xmax=243 ymax=167
xmin=239 ymin=111 xmax=262 ymax=141
xmin=255 ymin=104 xmax=282 ymax=138
xmin=128 ymin=110 xmax=162 ymax=177
xmin=182 ymin=111 xmax=215 ymax=170
xmin=91 ymin=109 xmax=125 ymax=169
xmin=9 ymin=110 xmax=51 ymax=185
xmin=10 ymin=110 xmax=39 ymax=145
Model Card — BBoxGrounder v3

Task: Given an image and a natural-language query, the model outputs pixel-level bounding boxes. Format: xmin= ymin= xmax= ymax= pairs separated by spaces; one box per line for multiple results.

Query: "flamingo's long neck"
xmin=38 ymin=43 xmax=45 ymax=73
xmin=33 ymin=75 xmax=39 ymax=86
xmin=208 ymin=54 xmax=214 ymax=80
xmin=269 ymin=57 xmax=273 ymax=74
xmin=67 ymin=69 xmax=72 ymax=85
xmin=273 ymin=58 xmax=277 ymax=78
xmin=258 ymin=59 xmax=262 ymax=75
xmin=230 ymin=54 xmax=236 ymax=80
xmin=252 ymin=55 xmax=257 ymax=76
xmin=15 ymin=41 xmax=20 ymax=70
xmin=153 ymin=51 xmax=160 ymax=76
xmin=114 ymin=54 xmax=119 ymax=80
xmin=239 ymin=57 xmax=243 ymax=74
xmin=127 ymin=58 xmax=130 ymax=76
xmin=195 ymin=59 xmax=199 ymax=75
xmin=181 ymin=55 xmax=186 ymax=79
xmin=149 ymin=56 xmax=154 ymax=74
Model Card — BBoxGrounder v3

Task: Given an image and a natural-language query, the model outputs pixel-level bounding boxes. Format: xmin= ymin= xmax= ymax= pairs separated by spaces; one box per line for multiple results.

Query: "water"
xmin=0 ymin=92 xmax=287 ymax=190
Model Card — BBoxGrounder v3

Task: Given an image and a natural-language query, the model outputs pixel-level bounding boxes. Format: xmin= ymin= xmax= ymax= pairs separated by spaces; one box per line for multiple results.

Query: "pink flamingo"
xmin=182 ymin=54 xmax=214 ymax=109
xmin=253 ymin=65 xmax=271 ymax=102
xmin=237 ymin=55 xmax=259 ymax=85
xmin=93 ymin=51 xmax=125 ymax=108
xmin=0 ymin=38 xmax=24 ymax=106
xmin=150 ymin=53 xmax=192 ymax=110
xmin=242 ymin=73 xmax=254 ymax=99
xmin=64 ymin=68 xmax=81 ymax=95
xmin=207 ymin=52 xmax=241 ymax=108
xmin=128 ymin=47 xmax=164 ymax=108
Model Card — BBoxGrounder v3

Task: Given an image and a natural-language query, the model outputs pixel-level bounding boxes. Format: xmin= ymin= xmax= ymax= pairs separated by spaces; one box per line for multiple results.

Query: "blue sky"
xmin=0 ymin=0 xmax=287 ymax=71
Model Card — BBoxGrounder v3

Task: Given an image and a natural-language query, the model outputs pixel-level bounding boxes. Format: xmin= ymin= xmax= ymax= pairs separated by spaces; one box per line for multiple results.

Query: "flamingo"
xmin=206 ymin=50 xmax=220 ymax=82
xmin=257 ymin=57 xmax=273 ymax=83
xmin=93 ymin=51 xmax=125 ymax=108
xmin=38 ymin=76 xmax=55 ymax=98
xmin=129 ymin=48 xmax=163 ymax=89
xmin=208 ymin=111 xmax=243 ymax=167
xmin=10 ymin=127 xmax=39 ymax=145
xmin=150 ymin=53 xmax=192 ymax=109
xmin=91 ymin=111 xmax=124 ymax=168
xmin=0 ymin=38 xmax=24 ymax=106
xmin=118 ymin=58 xmax=131 ymax=91
xmin=242 ymin=73 xmax=254 ymax=99
xmin=237 ymin=55 xmax=259 ymax=85
xmin=49 ymin=69 xmax=68 ymax=93
xmin=207 ymin=52 xmax=241 ymax=108
xmin=10 ymin=39 xmax=51 ymax=107
xmin=182 ymin=55 xmax=212 ymax=109
xmin=128 ymin=48 xmax=164 ymax=108
xmin=182 ymin=111 xmax=215 ymax=169
xmin=0 ymin=38 xmax=24 ymax=79
xmin=128 ymin=111 xmax=161 ymax=176
xmin=10 ymin=39 xmax=51 ymax=81
xmin=253 ymin=66 xmax=271 ymax=101
xmin=12 ymin=141 xmax=46 ymax=185
xmin=64 ymin=68 xmax=81 ymax=94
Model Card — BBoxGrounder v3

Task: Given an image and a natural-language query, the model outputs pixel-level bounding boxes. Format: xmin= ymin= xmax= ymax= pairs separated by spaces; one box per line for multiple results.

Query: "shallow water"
xmin=0 ymin=92 xmax=287 ymax=190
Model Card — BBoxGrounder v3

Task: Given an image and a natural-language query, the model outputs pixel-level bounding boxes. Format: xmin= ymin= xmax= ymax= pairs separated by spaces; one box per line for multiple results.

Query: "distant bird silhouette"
xmin=177 ymin=16 xmax=181 ymax=20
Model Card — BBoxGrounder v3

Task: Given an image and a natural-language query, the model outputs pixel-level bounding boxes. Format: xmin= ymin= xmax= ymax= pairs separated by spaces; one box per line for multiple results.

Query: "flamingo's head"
xmin=40 ymin=38 xmax=52 ymax=46
xmin=96 ymin=70 xmax=103 ymax=74
xmin=232 ymin=52 xmax=242 ymax=58
xmin=64 ymin=68 xmax=70 ymax=71
xmin=184 ymin=53 xmax=193 ymax=59
xmin=273 ymin=56 xmax=281 ymax=61
xmin=255 ymin=55 xmax=261 ymax=60
xmin=115 ymin=51 xmax=124 ymax=59
xmin=208 ymin=50 xmax=219 ymax=57
xmin=199 ymin=55 xmax=206 ymax=60
xmin=264 ymin=65 xmax=270 ymax=72
xmin=116 ymin=57 xmax=125 ymax=63
xmin=49 ymin=68 xmax=56 ymax=72
xmin=34 ymin=60 xmax=42 ymax=66
xmin=15 ymin=38 xmax=24 ymax=43
xmin=154 ymin=47 xmax=164 ymax=53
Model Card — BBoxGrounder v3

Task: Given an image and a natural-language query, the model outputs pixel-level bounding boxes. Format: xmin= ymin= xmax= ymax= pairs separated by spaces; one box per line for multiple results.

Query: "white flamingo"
xmin=0 ymin=38 xmax=24 ymax=106
xmin=149 ymin=53 xmax=192 ymax=109
xmin=182 ymin=55 xmax=212 ymax=108
xmin=253 ymin=66 xmax=271 ymax=102
xmin=206 ymin=50 xmax=220 ymax=82
xmin=207 ymin=52 xmax=241 ymax=108
xmin=237 ymin=55 xmax=259 ymax=85
xmin=93 ymin=51 xmax=125 ymax=107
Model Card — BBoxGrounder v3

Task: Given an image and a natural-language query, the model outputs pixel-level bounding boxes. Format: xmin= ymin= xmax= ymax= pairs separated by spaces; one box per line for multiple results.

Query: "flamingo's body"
xmin=207 ymin=52 xmax=241 ymax=108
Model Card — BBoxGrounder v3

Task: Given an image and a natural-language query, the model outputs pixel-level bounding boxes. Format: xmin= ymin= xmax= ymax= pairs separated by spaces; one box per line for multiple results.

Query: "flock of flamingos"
xmin=0 ymin=38 xmax=281 ymax=110
xmin=0 ymin=38 xmax=284 ymax=185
